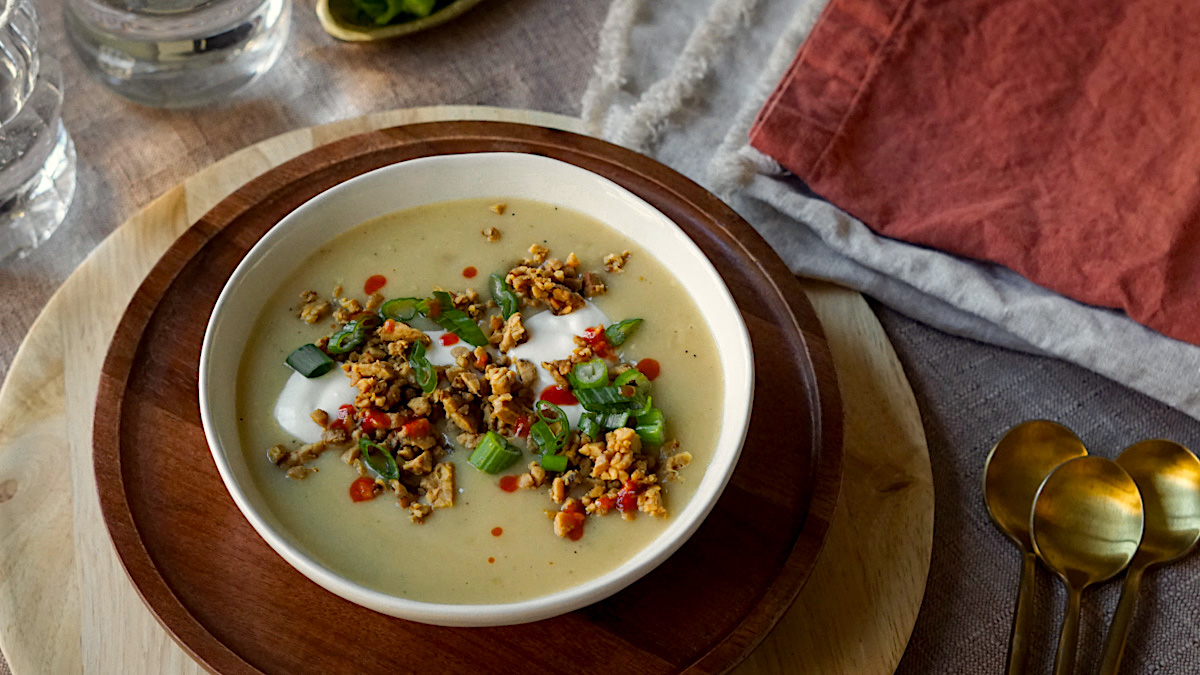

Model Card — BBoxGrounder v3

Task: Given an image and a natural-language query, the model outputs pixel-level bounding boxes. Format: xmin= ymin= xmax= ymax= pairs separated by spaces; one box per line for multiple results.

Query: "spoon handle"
xmin=1053 ymin=586 xmax=1083 ymax=675
xmin=1098 ymin=566 xmax=1144 ymax=675
xmin=1005 ymin=550 xmax=1038 ymax=675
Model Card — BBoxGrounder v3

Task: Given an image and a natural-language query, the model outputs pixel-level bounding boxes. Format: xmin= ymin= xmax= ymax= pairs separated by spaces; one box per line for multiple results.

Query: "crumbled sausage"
xmin=528 ymin=244 xmax=549 ymax=264
xmin=403 ymin=450 xmax=436 ymax=475
xmin=421 ymin=463 xmax=455 ymax=508
xmin=482 ymin=226 xmax=502 ymax=242
xmin=298 ymin=290 xmax=331 ymax=323
xmin=379 ymin=320 xmax=429 ymax=345
xmin=286 ymin=466 xmax=316 ymax=480
xmin=489 ymin=203 xmax=507 ymax=215
xmin=494 ymin=312 xmax=528 ymax=353
xmin=582 ymin=272 xmax=607 ymax=297
xmin=604 ymin=251 xmax=631 ymax=273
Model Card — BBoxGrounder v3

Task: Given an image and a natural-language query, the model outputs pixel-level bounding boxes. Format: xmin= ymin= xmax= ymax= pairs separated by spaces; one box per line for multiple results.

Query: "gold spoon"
xmin=1032 ymin=456 xmax=1144 ymax=675
xmin=1097 ymin=440 xmax=1200 ymax=675
xmin=983 ymin=420 xmax=1088 ymax=675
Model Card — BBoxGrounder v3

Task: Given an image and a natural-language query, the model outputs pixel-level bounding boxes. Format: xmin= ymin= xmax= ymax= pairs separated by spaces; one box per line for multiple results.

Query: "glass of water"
xmin=64 ymin=0 xmax=292 ymax=108
xmin=0 ymin=0 xmax=77 ymax=261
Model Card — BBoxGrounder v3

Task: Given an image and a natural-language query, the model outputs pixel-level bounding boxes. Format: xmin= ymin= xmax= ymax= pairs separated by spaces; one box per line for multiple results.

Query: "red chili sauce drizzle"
xmin=499 ymin=475 xmax=521 ymax=492
xmin=363 ymin=274 xmax=387 ymax=295
xmin=539 ymin=385 xmax=578 ymax=406
xmin=349 ymin=477 xmax=377 ymax=502
xmin=491 ymin=527 xmax=503 ymax=537
xmin=440 ymin=333 xmax=460 ymax=346
xmin=636 ymin=358 xmax=660 ymax=381
xmin=462 ymin=266 xmax=478 ymax=279
xmin=580 ymin=326 xmax=615 ymax=359
xmin=561 ymin=500 xmax=586 ymax=541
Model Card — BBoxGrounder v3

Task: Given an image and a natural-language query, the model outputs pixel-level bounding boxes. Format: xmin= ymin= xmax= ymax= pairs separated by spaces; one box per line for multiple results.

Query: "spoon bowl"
xmin=1098 ymin=440 xmax=1200 ymax=675
xmin=983 ymin=420 xmax=1087 ymax=675
xmin=1032 ymin=456 xmax=1143 ymax=675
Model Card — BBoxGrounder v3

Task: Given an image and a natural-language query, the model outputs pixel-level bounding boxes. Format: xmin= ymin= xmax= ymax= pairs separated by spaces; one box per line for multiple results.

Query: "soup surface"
xmin=237 ymin=197 xmax=723 ymax=604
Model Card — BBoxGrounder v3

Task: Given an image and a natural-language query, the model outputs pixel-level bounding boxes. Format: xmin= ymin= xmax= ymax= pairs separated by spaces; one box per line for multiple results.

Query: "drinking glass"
xmin=0 ymin=0 xmax=77 ymax=261
xmin=64 ymin=0 xmax=292 ymax=108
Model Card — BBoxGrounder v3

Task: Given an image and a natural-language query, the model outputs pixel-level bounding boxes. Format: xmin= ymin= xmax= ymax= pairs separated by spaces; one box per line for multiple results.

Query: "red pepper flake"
xmin=636 ymin=358 xmax=661 ymax=381
xmin=440 ymin=333 xmax=460 ymax=346
xmin=363 ymin=274 xmax=387 ymax=295
xmin=616 ymin=479 xmax=643 ymax=514
xmin=361 ymin=408 xmax=391 ymax=434
xmin=488 ymin=557 xmax=496 ymax=564
xmin=330 ymin=404 xmax=356 ymax=431
xmin=462 ymin=266 xmax=478 ymax=279
xmin=581 ymin=325 xmax=615 ymax=359
xmin=513 ymin=416 xmax=532 ymax=438
xmin=598 ymin=496 xmax=616 ymax=512
xmin=499 ymin=475 xmax=520 ymax=492
xmin=539 ymin=385 xmax=578 ymax=406
xmin=491 ymin=527 xmax=503 ymax=537
xmin=349 ymin=477 xmax=377 ymax=502
xmin=403 ymin=418 xmax=431 ymax=438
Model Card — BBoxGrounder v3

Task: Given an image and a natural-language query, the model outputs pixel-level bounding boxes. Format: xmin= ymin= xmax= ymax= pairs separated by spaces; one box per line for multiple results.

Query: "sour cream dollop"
xmin=272 ymin=302 xmax=611 ymax=442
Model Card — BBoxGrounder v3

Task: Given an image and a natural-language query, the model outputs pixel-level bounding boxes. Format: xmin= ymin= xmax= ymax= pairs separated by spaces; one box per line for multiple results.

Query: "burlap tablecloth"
xmin=1 ymin=0 xmax=1196 ymax=672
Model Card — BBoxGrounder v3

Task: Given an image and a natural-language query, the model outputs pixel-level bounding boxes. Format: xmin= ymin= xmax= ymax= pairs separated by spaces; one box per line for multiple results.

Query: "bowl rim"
xmin=198 ymin=151 xmax=755 ymax=626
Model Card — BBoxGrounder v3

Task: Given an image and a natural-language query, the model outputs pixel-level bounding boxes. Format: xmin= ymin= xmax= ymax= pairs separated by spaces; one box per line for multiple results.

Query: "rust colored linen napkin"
xmin=750 ymin=0 xmax=1200 ymax=344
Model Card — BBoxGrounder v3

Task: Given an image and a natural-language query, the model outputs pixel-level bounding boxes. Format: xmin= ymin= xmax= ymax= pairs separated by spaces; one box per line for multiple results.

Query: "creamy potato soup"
xmin=237 ymin=197 xmax=723 ymax=604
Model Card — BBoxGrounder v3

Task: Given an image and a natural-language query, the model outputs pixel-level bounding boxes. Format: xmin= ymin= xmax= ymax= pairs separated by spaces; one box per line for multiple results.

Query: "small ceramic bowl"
xmin=316 ymin=0 xmax=485 ymax=42
xmin=199 ymin=152 xmax=754 ymax=626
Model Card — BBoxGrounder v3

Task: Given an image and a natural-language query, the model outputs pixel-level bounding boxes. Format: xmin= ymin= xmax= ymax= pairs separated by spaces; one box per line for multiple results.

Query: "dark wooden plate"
xmin=93 ymin=121 xmax=843 ymax=674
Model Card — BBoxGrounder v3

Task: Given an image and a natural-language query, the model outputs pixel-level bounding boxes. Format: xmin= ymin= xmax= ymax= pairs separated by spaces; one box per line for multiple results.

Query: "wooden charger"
xmin=92 ymin=121 xmax=843 ymax=674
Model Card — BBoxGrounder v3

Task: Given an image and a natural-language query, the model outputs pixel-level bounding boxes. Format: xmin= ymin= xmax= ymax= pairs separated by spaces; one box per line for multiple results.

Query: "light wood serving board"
xmin=0 ymin=106 xmax=932 ymax=674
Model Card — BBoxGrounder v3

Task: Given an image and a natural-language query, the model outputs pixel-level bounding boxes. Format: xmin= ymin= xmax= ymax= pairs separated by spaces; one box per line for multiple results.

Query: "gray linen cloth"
xmin=582 ymin=0 xmax=1200 ymax=423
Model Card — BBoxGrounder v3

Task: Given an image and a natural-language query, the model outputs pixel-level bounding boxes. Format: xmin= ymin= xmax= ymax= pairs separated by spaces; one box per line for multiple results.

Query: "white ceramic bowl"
xmin=199 ymin=152 xmax=754 ymax=626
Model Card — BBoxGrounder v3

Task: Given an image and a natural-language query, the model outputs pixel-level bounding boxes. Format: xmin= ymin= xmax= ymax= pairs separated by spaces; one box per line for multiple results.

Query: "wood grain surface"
xmin=0 ymin=107 xmax=931 ymax=674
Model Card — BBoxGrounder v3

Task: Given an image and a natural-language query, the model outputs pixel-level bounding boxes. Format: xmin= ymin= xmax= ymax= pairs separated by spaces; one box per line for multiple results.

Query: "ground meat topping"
xmin=298 ymin=290 xmax=331 ymax=324
xmin=504 ymin=246 xmax=587 ymax=316
xmin=268 ymin=246 xmax=688 ymax=531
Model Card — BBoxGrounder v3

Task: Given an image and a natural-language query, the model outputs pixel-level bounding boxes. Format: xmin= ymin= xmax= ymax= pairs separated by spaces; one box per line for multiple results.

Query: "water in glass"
xmin=64 ymin=0 xmax=291 ymax=108
xmin=0 ymin=0 xmax=77 ymax=261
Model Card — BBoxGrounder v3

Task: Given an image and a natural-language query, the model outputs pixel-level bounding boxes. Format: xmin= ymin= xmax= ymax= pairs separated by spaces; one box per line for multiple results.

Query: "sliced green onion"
xmin=635 ymin=407 xmax=666 ymax=446
xmin=424 ymin=291 xmax=488 ymax=347
xmin=598 ymin=411 xmax=630 ymax=430
xmin=604 ymin=318 xmax=643 ymax=346
xmin=327 ymin=319 xmax=367 ymax=355
xmin=536 ymin=401 xmax=569 ymax=439
xmin=568 ymin=358 xmax=609 ymax=390
xmin=573 ymin=385 xmax=647 ymax=413
xmin=539 ymin=453 xmax=569 ymax=473
xmin=489 ymin=273 xmax=521 ymax=320
xmin=409 ymin=341 xmax=437 ymax=394
xmin=529 ymin=420 xmax=559 ymax=454
xmin=379 ymin=297 xmax=425 ymax=322
xmin=468 ymin=431 xmax=522 ymax=474
xmin=613 ymin=368 xmax=652 ymax=399
xmin=578 ymin=412 xmax=602 ymax=440
xmin=285 ymin=344 xmax=335 ymax=378
xmin=359 ymin=438 xmax=399 ymax=480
